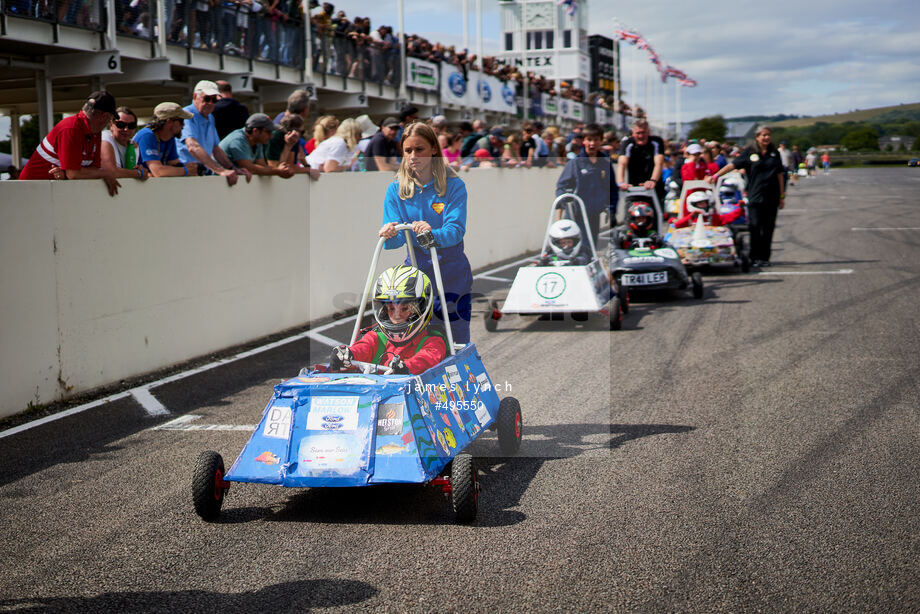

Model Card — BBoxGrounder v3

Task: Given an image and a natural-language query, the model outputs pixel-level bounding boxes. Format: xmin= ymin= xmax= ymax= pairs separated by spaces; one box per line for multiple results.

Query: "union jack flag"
xmin=679 ymin=78 xmax=698 ymax=87
xmin=666 ymin=65 xmax=688 ymax=80
xmin=615 ymin=29 xmax=642 ymax=45
xmin=557 ymin=0 xmax=577 ymax=17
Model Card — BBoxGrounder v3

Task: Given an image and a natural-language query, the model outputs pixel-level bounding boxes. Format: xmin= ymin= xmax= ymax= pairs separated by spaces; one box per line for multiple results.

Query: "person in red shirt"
xmin=702 ymin=147 xmax=720 ymax=177
xmin=329 ymin=265 xmax=447 ymax=375
xmin=19 ymin=90 xmax=122 ymax=196
xmin=680 ymin=143 xmax=708 ymax=181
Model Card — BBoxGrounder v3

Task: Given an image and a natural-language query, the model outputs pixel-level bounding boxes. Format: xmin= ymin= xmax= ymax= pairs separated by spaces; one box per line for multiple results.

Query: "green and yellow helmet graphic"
xmin=372 ymin=265 xmax=434 ymax=343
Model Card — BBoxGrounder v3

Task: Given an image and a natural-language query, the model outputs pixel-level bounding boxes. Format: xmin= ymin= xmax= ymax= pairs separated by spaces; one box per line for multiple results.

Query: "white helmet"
xmin=548 ymin=219 xmax=582 ymax=259
xmin=686 ymin=190 xmax=714 ymax=215
xmin=723 ymin=176 xmax=744 ymax=192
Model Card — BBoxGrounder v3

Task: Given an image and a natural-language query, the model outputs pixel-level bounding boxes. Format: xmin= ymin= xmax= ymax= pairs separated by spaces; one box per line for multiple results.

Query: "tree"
xmin=688 ymin=115 xmax=727 ymax=142
xmin=840 ymin=126 xmax=880 ymax=151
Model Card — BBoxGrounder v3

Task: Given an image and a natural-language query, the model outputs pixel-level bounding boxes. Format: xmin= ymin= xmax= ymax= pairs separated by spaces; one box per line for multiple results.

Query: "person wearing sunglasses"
xmin=177 ymin=80 xmax=251 ymax=186
xmin=100 ymin=107 xmax=148 ymax=181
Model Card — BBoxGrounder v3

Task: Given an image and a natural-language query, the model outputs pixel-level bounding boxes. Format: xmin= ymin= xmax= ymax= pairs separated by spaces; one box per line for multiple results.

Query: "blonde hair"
xmin=338 ymin=118 xmax=362 ymax=151
xmin=396 ymin=122 xmax=456 ymax=200
xmin=313 ymin=115 xmax=339 ymax=144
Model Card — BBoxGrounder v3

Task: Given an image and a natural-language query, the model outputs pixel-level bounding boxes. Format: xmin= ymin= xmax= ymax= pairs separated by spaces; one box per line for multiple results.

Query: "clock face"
xmin=525 ymin=2 xmax=553 ymax=27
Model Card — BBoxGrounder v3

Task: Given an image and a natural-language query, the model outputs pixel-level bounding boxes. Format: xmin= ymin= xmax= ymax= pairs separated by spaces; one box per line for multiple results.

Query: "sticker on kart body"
xmin=623 ymin=256 xmax=665 ymax=264
xmin=255 ymin=451 xmax=280 ymax=465
xmin=475 ymin=401 xmax=491 ymax=426
xmin=263 ymin=405 xmax=292 ymax=439
xmin=476 ymin=373 xmax=491 ymax=392
xmin=655 ymin=248 xmax=678 ymax=259
xmin=535 ymin=272 xmax=566 ymax=299
xmin=376 ymin=403 xmax=404 ymax=436
xmin=307 ymin=396 xmax=359 ymax=431
xmin=445 ymin=365 xmax=462 ymax=384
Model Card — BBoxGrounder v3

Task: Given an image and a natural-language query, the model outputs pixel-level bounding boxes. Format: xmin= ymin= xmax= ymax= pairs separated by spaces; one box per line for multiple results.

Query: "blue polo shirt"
xmin=133 ymin=127 xmax=179 ymax=168
xmin=177 ymin=103 xmax=220 ymax=165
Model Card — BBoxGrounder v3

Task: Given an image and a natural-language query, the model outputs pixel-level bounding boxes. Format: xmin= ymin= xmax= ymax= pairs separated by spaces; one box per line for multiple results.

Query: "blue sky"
xmin=3 ymin=0 xmax=917 ymax=140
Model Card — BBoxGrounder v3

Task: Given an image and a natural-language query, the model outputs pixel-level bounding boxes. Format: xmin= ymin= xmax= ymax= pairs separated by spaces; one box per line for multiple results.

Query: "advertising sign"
xmin=407 ymin=58 xmax=439 ymax=92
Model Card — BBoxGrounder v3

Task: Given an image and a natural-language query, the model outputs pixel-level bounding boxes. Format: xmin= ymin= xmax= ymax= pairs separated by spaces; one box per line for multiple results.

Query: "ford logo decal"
xmin=478 ymin=80 xmax=491 ymax=103
xmin=321 ymin=422 xmax=343 ymax=430
xmin=502 ymin=84 xmax=515 ymax=106
xmin=323 ymin=415 xmax=344 ymax=423
xmin=448 ymin=72 xmax=466 ymax=97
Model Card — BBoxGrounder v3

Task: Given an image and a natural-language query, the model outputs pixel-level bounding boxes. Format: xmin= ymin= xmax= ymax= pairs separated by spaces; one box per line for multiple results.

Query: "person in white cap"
xmin=177 ymin=80 xmax=251 ymax=186
xmin=681 ymin=143 xmax=709 ymax=181
xmin=354 ymin=113 xmax=378 ymax=170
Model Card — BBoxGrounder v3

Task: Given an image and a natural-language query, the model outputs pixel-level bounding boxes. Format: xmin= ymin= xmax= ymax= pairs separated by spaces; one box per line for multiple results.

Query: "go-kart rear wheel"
xmin=497 ymin=396 xmax=523 ymax=455
xmin=451 ymin=453 xmax=478 ymax=524
xmin=691 ymin=272 xmax=704 ymax=299
xmin=608 ymin=297 xmax=622 ymax=331
xmin=484 ymin=300 xmax=500 ymax=332
xmin=192 ymin=450 xmax=227 ymax=521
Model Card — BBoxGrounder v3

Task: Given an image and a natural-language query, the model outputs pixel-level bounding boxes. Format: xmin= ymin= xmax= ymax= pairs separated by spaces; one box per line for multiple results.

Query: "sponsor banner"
xmin=440 ymin=64 xmax=470 ymax=107
xmin=542 ymin=93 xmax=558 ymax=116
xmin=407 ymin=57 xmax=439 ymax=91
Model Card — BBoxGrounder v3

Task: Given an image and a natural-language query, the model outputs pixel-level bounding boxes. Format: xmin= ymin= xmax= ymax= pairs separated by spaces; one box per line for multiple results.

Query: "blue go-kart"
xmin=192 ymin=224 xmax=523 ymax=524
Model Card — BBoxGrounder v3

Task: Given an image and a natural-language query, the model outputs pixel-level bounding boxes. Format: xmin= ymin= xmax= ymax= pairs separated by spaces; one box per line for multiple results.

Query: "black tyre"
xmin=608 ymin=297 xmax=622 ymax=331
xmin=451 ymin=453 xmax=477 ymax=524
xmin=497 ymin=396 xmax=523 ymax=455
xmin=484 ymin=300 xmax=499 ymax=332
xmin=691 ymin=272 xmax=704 ymax=299
xmin=616 ymin=280 xmax=630 ymax=314
xmin=192 ymin=450 xmax=227 ymax=521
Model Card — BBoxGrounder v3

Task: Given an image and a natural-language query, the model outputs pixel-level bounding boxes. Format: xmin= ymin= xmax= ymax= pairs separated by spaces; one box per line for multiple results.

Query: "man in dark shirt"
xmin=710 ymin=126 xmax=785 ymax=266
xmin=616 ymin=119 xmax=666 ymax=202
xmin=365 ymin=116 xmax=400 ymax=171
xmin=555 ymin=123 xmax=618 ymax=248
xmin=212 ymin=81 xmax=250 ymax=140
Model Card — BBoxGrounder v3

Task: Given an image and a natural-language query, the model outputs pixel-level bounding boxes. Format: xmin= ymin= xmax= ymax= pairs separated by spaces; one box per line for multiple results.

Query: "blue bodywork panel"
xmin=225 ymin=344 xmax=501 ymax=487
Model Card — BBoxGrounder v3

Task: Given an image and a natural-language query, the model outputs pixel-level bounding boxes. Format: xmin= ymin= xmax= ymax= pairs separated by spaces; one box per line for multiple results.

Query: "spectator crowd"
xmin=5 ymin=0 xmax=626 ymax=113
xmin=13 ymin=85 xmax=750 ymax=202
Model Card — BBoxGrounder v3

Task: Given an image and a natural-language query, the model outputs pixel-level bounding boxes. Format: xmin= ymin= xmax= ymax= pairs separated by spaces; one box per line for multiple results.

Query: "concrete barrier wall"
xmin=0 ymin=168 xmax=560 ymax=417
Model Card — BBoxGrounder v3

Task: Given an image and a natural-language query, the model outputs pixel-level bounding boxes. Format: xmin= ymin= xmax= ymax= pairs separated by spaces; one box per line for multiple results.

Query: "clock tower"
xmin=496 ymin=0 xmax=590 ymax=93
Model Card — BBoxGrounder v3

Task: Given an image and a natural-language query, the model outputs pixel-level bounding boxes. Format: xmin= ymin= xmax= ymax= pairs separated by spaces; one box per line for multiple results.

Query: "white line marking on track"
xmin=851 ymin=227 xmax=920 ymax=231
xmin=306 ymin=330 xmax=345 ymax=348
xmin=477 ymin=275 xmax=512 ymax=282
xmin=131 ymin=387 xmax=169 ymax=416
xmin=0 ymin=392 xmax=132 ymax=440
xmin=152 ymin=414 xmax=254 ymax=431
xmin=758 ymin=269 xmax=853 ymax=275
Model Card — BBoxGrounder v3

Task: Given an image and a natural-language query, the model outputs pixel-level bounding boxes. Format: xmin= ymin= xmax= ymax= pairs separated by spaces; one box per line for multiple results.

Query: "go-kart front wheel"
xmin=616 ymin=280 xmax=630 ymax=314
xmin=192 ymin=450 xmax=228 ymax=521
xmin=691 ymin=272 xmax=704 ymax=299
xmin=608 ymin=297 xmax=622 ymax=331
xmin=497 ymin=396 xmax=523 ymax=455
xmin=484 ymin=300 xmax=500 ymax=332
xmin=451 ymin=454 xmax=478 ymax=524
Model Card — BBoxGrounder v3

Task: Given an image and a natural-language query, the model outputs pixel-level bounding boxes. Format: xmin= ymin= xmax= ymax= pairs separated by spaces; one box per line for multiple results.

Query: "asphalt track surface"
xmin=1 ymin=168 xmax=919 ymax=612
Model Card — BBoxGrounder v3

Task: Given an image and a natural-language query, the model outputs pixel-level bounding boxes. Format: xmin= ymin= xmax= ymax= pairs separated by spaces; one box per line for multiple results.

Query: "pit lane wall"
xmin=0 ymin=169 xmax=557 ymax=417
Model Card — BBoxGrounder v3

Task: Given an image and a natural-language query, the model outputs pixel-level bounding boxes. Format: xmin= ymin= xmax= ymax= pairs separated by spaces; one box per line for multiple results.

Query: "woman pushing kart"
xmin=378 ymin=123 xmax=474 ymax=344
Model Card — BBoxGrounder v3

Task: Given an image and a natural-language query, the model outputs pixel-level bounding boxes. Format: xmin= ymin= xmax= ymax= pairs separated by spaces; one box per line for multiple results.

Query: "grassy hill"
xmin=773 ymin=103 xmax=920 ymax=128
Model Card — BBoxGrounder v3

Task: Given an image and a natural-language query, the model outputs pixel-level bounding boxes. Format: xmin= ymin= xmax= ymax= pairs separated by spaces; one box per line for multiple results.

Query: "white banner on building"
xmin=440 ymin=64 xmax=470 ymax=107
xmin=407 ymin=57 xmax=439 ymax=92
